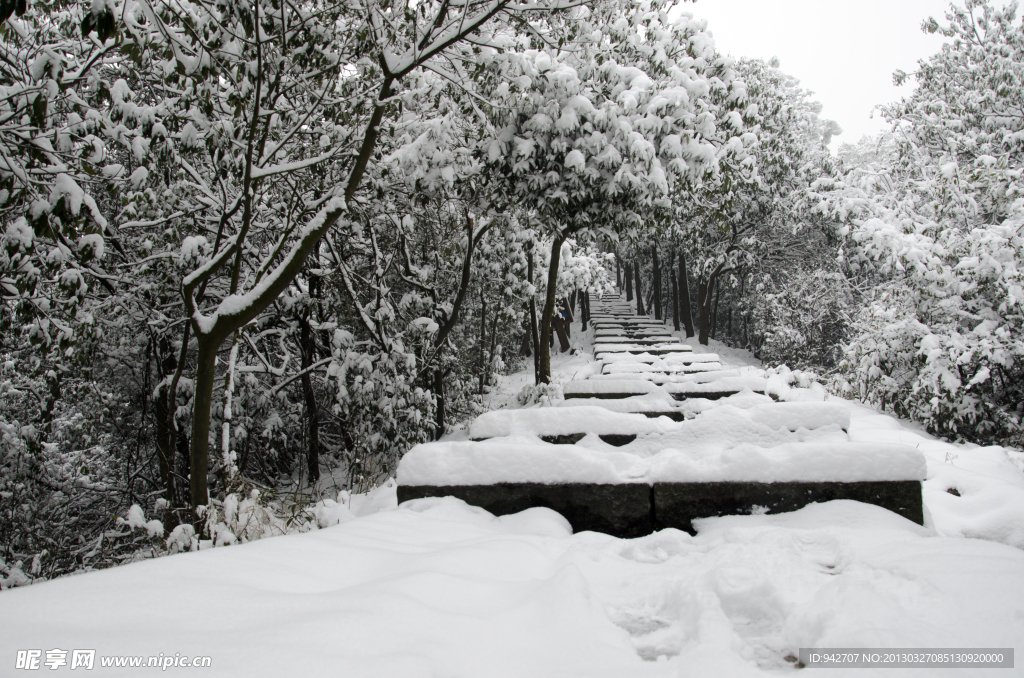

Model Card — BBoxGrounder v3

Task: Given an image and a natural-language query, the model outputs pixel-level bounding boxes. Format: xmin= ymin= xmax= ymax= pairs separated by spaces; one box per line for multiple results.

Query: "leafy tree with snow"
xmin=1 ymin=0 xmax=601 ymax=556
xmin=840 ymin=0 xmax=1024 ymax=446
xmin=478 ymin=3 xmax=753 ymax=382
xmin=672 ymin=56 xmax=845 ymax=348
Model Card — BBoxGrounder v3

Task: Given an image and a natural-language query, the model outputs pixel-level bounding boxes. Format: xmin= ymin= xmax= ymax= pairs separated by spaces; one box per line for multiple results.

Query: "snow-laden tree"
xmin=839 ymin=0 xmax=1024 ymax=445
xmin=2 ymin=0 xmax=602 ymax=551
xmin=672 ymin=56 xmax=844 ymax=347
xmin=476 ymin=2 xmax=753 ymax=381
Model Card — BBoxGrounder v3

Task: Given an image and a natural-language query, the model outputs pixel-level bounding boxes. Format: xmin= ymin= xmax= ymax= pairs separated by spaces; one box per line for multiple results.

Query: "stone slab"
xmin=653 ymin=480 xmax=924 ymax=534
xmin=669 ymin=389 xmax=756 ymax=401
xmin=594 ymin=337 xmax=679 ymax=345
xmin=397 ymin=483 xmax=654 ymax=538
xmin=594 ymin=348 xmax=694 ymax=357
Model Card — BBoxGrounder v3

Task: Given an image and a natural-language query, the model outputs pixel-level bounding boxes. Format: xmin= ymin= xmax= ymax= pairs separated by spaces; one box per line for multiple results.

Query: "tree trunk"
xmin=478 ymin=291 xmax=487 ymax=394
xmin=580 ymin=290 xmax=588 ymax=332
xmin=538 ymin=232 xmax=566 ymax=384
xmin=652 ymin=245 xmax=661 ymax=321
xmin=616 ymin=256 xmax=622 ymax=290
xmin=634 ymin=262 xmax=645 ymax=316
xmin=527 ymin=246 xmax=539 ymax=383
xmin=678 ymin=251 xmax=695 ymax=338
xmin=625 ymin=261 xmax=633 ymax=301
xmin=530 ymin=286 xmax=539 ymax=382
xmin=189 ymin=338 xmax=218 ymax=516
xmin=553 ymin=311 xmax=570 ymax=352
xmin=519 ymin=319 xmax=532 ymax=357
xmin=486 ymin=309 xmax=499 ymax=387
xmin=298 ymin=317 xmax=320 ymax=486
xmin=697 ymin=279 xmax=710 ymax=345
xmin=671 ymin=268 xmax=680 ymax=332
xmin=434 ymin=369 xmax=446 ymax=440
xmin=727 ymin=307 xmax=732 ymax=340
xmin=184 ymin=78 xmax=397 ymax=518
xmin=153 ymin=386 xmax=175 ymax=526
xmin=711 ymin=277 xmax=720 ymax=340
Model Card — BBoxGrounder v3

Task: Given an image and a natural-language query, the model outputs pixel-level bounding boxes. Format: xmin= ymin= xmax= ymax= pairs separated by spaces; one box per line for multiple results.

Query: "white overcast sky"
xmin=678 ymin=0 xmax=961 ymax=150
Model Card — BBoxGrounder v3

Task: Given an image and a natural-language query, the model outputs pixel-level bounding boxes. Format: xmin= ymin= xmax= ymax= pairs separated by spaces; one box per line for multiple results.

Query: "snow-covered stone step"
xmin=593 ymin=372 xmax=731 ymax=385
xmin=594 ymin=340 xmax=676 ymax=349
xmin=468 ymin=402 xmax=851 ymax=443
xmin=469 ymin=406 xmax=678 ymax=441
xmin=563 ymin=376 xmax=767 ymax=401
xmin=594 ymin=337 xmax=675 ymax=345
xmin=664 ymin=377 xmax=768 ymax=400
xmin=554 ymin=393 xmax=686 ymax=420
xmin=594 ymin=344 xmax=694 ymax=357
xmin=397 ymin=483 xmax=654 ymax=537
xmin=599 ymin=401 xmax=854 ymax=454
xmin=592 ymin=320 xmax=668 ymax=327
xmin=395 ymin=439 xmax=925 ymax=537
xmin=590 ymin=368 xmax=733 ymax=382
xmin=594 ymin=336 xmax=682 ymax=345
xmin=600 ymin=352 xmax=716 ymax=366
xmin=591 ymin=322 xmax=649 ymax=328
xmin=564 ymin=380 xmax=665 ymax=399
xmin=398 ymin=439 xmax=923 ymax=487
xmin=654 ymin=481 xmax=923 ymax=534
xmin=601 ymin=359 xmax=723 ymax=374
xmin=594 ymin=330 xmax=674 ymax=339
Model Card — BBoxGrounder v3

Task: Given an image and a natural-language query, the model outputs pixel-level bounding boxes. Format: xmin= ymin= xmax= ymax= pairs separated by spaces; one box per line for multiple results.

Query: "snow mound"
xmin=7 ymin=495 xmax=1021 ymax=677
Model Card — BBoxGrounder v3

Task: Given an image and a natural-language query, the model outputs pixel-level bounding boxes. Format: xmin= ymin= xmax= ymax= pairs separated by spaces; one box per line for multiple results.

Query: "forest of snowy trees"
xmin=1 ymin=0 xmax=1021 ymax=585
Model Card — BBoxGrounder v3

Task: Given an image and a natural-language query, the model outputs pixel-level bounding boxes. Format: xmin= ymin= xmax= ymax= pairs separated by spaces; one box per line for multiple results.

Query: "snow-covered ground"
xmin=3 ymin=318 xmax=1024 ymax=676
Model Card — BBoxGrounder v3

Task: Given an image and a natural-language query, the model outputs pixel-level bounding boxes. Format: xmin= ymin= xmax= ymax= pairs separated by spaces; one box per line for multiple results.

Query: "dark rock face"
xmin=397 ymin=481 xmax=924 ymax=539
xmin=564 ymin=391 xmax=645 ymax=400
xmin=538 ymin=433 xmax=637 ymax=446
xmin=639 ymin=411 xmax=685 ymax=421
xmin=540 ymin=433 xmax=587 ymax=445
xmin=399 ymin=483 xmax=929 ymax=540
xmin=598 ymin=434 xmax=637 ymax=447
xmin=397 ymin=483 xmax=654 ymax=538
xmin=653 ymin=480 xmax=924 ymax=534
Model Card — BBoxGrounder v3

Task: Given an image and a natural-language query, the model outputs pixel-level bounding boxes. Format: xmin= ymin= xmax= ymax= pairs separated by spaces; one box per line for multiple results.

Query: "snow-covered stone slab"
xmin=664 ymin=376 xmax=768 ymax=399
xmin=590 ymin=371 xmax=737 ymax=387
xmin=601 ymin=358 xmax=722 ymax=373
xmin=654 ymin=481 xmax=923 ymax=534
xmin=469 ymin=406 xmax=678 ymax=440
xmin=564 ymin=380 xmax=665 ymax=399
xmin=594 ymin=337 xmax=684 ymax=346
xmin=554 ymin=394 xmax=685 ymax=420
xmin=647 ymin=441 xmax=922 ymax=482
xmin=398 ymin=440 xmax=924 ymax=486
xmin=592 ymin=321 xmax=665 ymax=327
xmin=396 ymin=483 xmax=653 ymax=537
xmin=746 ymin=401 xmax=851 ymax=432
xmin=397 ymin=440 xmax=650 ymax=486
xmin=594 ymin=344 xmax=694 ymax=356
xmin=591 ymin=328 xmax=665 ymax=334
xmin=599 ymin=352 xmax=710 ymax=365
xmin=396 ymin=439 xmax=926 ymax=535
xmin=590 ymin=323 xmax=646 ymax=328
xmin=593 ymin=337 xmax=672 ymax=346
xmin=593 ymin=335 xmax=671 ymax=346
xmin=589 ymin=368 xmax=728 ymax=382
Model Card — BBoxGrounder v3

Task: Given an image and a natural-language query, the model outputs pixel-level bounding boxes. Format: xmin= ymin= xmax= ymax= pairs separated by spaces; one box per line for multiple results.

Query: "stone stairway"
xmin=396 ymin=293 xmax=925 ymax=538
